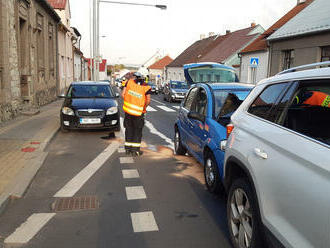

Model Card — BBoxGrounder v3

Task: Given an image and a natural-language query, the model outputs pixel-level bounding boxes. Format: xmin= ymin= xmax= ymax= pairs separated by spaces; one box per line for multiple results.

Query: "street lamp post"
xmin=92 ymin=0 xmax=167 ymax=81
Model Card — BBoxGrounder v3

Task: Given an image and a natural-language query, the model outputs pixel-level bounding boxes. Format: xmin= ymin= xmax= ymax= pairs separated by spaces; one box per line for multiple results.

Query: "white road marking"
xmin=122 ymin=169 xmax=140 ymax=179
xmin=146 ymin=106 xmax=156 ymax=112
xmin=145 ymin=120 xmax=174 ymax=149
xmin=151 ymin=99 xmax=165 ymax=105
xmin=5 ymin=213 xmax=56 ymax=244
xmin=125 ymin=186 xmax=147 ymax=200
xmin=118 ymin=147 xmax=125 ymax=153
xmin=157 ymin=105 xmax=176 ymax=112
xmin=131 ymin=211 xmax=159 ymax=233
xmin=54 ymin=142 xmax=120 ymax=197
xmin=119 ymin=157 xmax=134 ymax=164
xmin=172 ymin=106 xmax=180 ymax=109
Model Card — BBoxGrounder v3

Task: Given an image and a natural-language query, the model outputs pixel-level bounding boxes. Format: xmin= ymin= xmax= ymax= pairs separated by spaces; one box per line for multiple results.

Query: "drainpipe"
xmin=56 ymin=23 xmax=60 ymax=95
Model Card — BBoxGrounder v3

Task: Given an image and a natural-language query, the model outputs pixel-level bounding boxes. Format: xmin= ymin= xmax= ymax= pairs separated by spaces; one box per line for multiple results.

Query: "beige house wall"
xmin=0 ymin=0 xmax=59 ymax=123
xmin=54 ymin=0 xmax=73 ymax=94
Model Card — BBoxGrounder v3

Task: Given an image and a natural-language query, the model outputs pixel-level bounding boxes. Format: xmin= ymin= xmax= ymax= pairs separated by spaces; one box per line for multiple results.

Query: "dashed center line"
xmin=125 ymin=186 xmax=147 ymax=200
xmin=131 ymin=211 xmax=159 ymax=233
xmin=5 ymin=213 xmax=56 ymax=244
xmin=119 ymin=157 xmax=134 ymax=164
xmin=122 ymin=169 xmax=140 ymax=179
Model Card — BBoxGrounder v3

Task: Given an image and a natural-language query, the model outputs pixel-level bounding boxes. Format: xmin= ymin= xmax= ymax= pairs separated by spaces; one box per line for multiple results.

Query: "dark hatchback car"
xmin=59 ymin=82 xmax=120 ymax=133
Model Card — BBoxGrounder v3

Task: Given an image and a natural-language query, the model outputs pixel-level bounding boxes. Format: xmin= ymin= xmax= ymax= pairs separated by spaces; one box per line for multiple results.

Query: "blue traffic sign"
xmin=250 ymin=57 xmax=259 ymax=67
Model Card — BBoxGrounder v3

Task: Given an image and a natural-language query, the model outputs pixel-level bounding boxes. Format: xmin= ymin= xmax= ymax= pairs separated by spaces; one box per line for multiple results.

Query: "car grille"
xmin=177 ymin=93 xmax=185 ymax=96
xmin=77 ymin=110 xmax=105 ymax=117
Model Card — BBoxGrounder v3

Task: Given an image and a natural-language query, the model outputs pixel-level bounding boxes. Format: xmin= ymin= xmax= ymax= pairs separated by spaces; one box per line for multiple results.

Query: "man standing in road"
xmin=121 ymin=72 xmax=151 ymax=156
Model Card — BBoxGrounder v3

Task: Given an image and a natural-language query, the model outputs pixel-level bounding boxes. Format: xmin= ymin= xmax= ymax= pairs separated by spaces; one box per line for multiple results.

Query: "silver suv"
xmin=223 ymin=62 xmax=330 ymax=248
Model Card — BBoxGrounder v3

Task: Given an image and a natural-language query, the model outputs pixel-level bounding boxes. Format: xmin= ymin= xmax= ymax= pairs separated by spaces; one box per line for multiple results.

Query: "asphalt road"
xmin=0 ymin=88 xmax=233 ymax=248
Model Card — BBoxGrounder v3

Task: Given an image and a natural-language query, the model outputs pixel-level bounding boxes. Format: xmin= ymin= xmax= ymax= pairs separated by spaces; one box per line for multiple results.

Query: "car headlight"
xmin=62 ymin=107 xmax=74 ymax=116
xmin=106 ymin=106 xmax=118 ymax=115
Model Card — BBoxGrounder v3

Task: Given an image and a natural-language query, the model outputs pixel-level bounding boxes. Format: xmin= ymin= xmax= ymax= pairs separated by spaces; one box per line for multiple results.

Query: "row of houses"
xmin=166 ymin=0 xmax=330 ymax=85
xmin=0 ymin=0 xmax=95 ymax=123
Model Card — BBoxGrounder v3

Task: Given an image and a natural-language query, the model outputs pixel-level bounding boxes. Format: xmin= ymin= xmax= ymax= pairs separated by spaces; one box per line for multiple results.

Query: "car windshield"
xmin=214 ymin=90 xmax=251 ymax=125
xmin=170 ymin=81 xmax=188 ymax=89
xmin=188 ymin=66 xmax=238 ymax=83
xmin=67 ymin=85 xmax=114 ymax=98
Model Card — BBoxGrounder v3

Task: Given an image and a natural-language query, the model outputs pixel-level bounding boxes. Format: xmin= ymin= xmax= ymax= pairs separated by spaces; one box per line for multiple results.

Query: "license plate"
xmin=80 ymin=118 xmax=101 ymax=124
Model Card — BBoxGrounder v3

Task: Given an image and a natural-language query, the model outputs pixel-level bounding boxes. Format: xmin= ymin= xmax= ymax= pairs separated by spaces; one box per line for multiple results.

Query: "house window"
xmin=36 ymin=13 xmax=44 ymax=69
xmin=321 ymin=46 xmax=330 ymax=62
xmin=48 ymin=23 xmax=54 ymax=77
xmin=282 ymin=50 xmax=294 ymax=70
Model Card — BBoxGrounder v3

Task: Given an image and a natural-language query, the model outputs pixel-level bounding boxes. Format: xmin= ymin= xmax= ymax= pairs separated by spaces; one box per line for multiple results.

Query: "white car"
xmin=222 ymin=62 xmax=330 ymax=248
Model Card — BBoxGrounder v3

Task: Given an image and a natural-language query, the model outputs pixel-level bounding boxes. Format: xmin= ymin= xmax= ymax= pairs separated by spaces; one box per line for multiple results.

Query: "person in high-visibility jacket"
xmin=121 ymin=72 xmax=151 ymax=156
xmin=296 ymin=90 xmax=330 ymax=107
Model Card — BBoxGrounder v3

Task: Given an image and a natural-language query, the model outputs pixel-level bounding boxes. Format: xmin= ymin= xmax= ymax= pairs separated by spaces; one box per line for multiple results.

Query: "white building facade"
xmin=240 ymin=51 xmax=269 ymax=84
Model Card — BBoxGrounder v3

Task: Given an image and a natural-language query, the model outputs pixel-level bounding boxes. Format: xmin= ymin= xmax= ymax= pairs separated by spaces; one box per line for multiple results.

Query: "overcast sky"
xmin=70 ymin=0 xmax=297 ymax=65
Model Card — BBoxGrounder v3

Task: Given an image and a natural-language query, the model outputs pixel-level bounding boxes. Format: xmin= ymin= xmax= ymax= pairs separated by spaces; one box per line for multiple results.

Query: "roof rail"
xmin=277 ymin=61 xmax=330 ymax=75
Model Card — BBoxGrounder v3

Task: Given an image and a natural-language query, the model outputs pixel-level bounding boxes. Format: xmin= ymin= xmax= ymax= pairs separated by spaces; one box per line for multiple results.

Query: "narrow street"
xmin=0 ymin=91 xmax=232 ymax=248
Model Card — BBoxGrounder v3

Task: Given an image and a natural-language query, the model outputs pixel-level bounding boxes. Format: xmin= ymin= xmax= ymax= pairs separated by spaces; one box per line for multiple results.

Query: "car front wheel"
xmin=174 ymin=129 xmax=187 ymax=155
xmin=204 ymin=152 xmax=223 ymax=194
xmin=227 ymin=178 xmax=264 ymax=248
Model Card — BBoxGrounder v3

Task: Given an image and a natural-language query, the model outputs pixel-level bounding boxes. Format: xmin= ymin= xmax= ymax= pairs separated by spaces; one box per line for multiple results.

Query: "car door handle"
xmin=254 ymin=148 xmax=268 ymax=159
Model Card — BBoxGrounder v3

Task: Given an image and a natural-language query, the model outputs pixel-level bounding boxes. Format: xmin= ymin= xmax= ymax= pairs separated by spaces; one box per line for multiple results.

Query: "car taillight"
xmin=226 ymin=124 xmax=234 ymax=139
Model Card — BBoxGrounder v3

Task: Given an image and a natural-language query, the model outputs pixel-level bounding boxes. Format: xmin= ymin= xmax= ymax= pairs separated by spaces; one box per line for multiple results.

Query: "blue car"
xmin=174 ymin=82 xmax=254 ymax=193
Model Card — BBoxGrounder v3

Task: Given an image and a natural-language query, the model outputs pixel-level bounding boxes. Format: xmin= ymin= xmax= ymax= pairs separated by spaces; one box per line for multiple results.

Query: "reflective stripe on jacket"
xmin=123 ymin=80 xmax=151 ymax=116
xmin=303 ymin=91 xmax=330 ymax=107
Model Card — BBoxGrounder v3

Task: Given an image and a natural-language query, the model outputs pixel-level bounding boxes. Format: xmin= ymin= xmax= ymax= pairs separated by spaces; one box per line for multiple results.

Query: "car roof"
xmin=258 ymin=67 xmax=330 ymax=86
xmin=197 ymin=82 xmax=254 ymax=91
xmin=71 ymin=81 xmax=110 ymax=86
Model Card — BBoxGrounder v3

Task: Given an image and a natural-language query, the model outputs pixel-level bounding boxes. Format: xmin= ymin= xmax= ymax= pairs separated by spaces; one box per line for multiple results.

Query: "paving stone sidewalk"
xmin=0 ymin=100 xmax=62 ymax=213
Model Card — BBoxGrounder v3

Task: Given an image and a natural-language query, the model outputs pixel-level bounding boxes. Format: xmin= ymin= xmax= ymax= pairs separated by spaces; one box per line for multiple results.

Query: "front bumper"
xmin=171 ymin=94 xmax=185 ymax=101
xmin=61 ymin=112 xmax=120 ymax=131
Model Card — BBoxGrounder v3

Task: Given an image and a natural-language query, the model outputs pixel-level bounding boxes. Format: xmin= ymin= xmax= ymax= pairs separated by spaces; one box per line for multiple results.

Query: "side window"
xmin=248 ymin=83 xmax=289 ymax=122
xmin=183 ymin=87 xmax=198 ymax=111
xmin=280 ymin=81 xmax=330 ymax=145
xmin=192 ymin=88 xmax=208 ymax=116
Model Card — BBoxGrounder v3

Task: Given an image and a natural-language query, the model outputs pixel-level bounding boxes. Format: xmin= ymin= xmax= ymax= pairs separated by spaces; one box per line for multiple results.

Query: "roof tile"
xmin=47 ymin=0 xmax=67 ymax=10
xmin=241 ymin=0 xmax=313 ymax=53
xmin=148 ymin=56 xmax=173 ymax=70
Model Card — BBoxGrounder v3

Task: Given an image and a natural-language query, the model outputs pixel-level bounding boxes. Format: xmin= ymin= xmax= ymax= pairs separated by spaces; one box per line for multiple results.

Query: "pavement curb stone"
xmin=0 ymin=101 xmax=61 ymax=216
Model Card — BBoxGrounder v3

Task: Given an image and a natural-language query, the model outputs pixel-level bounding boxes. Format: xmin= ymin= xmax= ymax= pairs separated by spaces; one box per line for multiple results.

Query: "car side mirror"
xmin=58 ymin=94 xmax=66 ymax=98
xmin=188 ymin=111 xmax=205 ymax=123
xmin=115 ymin=92 xmax=120 ymax=98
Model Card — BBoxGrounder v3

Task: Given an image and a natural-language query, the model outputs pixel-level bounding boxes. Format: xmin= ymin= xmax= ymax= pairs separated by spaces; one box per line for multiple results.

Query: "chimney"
xmin=226 ymin=30 xmax=231 ymax=35
xmin=208 ymin=32 xmax=215 ymax=37
xmin=200 ymin=34 xmax=206 ymax=40
xmin=251 ymin=22 xmax=256 ymax=27
xmin=297 ymin=0 xmax=306 ymax=4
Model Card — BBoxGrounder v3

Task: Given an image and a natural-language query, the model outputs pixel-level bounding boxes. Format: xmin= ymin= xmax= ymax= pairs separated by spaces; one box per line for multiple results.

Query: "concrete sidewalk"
xmin=0 ymin=100 xmax=62 ymax=213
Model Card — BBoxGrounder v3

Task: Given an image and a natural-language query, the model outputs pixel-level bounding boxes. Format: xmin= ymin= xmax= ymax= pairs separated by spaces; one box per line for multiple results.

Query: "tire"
xmin=60 ymin=122 xmax=69 ymax=133
xmin=227 ymin=178 xmax=264 ymax=248
xmin=204 ymin=152 xmax=223 ymax=194
xmin=174 ymin=128 xmax=187 ymax=155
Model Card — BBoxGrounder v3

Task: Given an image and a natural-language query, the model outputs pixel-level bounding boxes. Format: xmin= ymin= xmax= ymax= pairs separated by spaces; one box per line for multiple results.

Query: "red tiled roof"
xmin=167 ymin=35 xmax=218 ymax=68
xmin=47 ymin=0 xmax=67 ymax=10
xmin=167 ymin=26 xmax=260 ymax=67
xmin=199 ymin=26 xmax=258 ymax=63
xmin=148 ymin=56 xmax=173 ymax=70
xmin=241 ymin=0 xmax=313 ymax=54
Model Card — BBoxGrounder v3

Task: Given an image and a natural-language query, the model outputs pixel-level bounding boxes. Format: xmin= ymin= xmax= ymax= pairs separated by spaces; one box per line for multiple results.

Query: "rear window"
xmin=214 ymin=90 xmax=250 ymax=125
xmin=67 ymin=85 xmax=113 ymax=98
xmin=188 ymin=66 xmax=238 ymax=83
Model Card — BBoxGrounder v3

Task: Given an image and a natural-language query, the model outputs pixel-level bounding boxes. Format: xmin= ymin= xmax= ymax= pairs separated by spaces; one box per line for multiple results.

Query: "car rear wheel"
xmin=227 ymin=178 xmax=264 ymax=248
xmin=204 ymin=152 xmax=223 ymax=194
xmin=174 ymin=129 xmax=187 ymax=155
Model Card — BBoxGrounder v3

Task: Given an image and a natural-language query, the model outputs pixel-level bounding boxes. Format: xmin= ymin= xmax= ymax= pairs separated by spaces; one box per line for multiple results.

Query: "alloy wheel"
xmin=174 ymin=131 xmax=179 ymax=152
xmin=229 ymin=188 xmax=253 ymax=248
xmin=205 ymin=158 xmax=215 ymax=186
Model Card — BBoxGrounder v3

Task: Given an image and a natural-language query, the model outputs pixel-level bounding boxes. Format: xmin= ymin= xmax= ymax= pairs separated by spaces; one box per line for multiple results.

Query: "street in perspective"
xmin=0 ymin=0 xmax=329 ymax=248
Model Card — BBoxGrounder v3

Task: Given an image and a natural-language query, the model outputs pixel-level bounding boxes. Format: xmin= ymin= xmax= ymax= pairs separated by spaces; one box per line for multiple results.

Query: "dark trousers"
xmin=124 ymin=113 xmax=145 ymax=152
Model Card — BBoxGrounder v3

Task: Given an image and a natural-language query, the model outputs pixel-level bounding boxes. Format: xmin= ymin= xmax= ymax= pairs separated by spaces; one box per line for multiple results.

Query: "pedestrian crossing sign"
xmin=250 ymin=57 xmax=259 ymax=67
